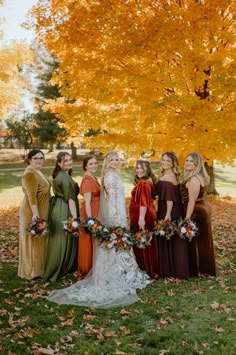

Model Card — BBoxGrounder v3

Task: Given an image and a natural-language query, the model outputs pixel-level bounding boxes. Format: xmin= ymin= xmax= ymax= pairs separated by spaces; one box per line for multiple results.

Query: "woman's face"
xmin=108 ymin=155 xmax=120 ymax=170
xmin=58 ymin=155 xmax=73 ymax=171
xmin=185 ymin=155 xmax=196 ymax=171
xmin=161 ymin=154 xmax=173 ymax=171
xmin=85 ymin=158 xmax=98 ymax=175
xmin=135 ymin=163 xmax=146 ymax=178
xmin=29 ymin=152 xmax=44 ymax=170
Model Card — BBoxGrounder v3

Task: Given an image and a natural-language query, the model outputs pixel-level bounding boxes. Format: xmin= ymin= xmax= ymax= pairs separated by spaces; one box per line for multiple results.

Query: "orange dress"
xmin=78 ymin=175 xmax=100 ymax=276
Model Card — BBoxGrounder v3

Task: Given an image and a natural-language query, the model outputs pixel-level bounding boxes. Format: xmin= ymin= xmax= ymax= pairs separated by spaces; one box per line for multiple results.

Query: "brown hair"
xmin=160 ymin=151 xmax=180 ymax=182
xmin=134 ymin=159 xmax=157 ymax=185
xmin=82 ymin=155 xmax=97 ymax=171
xmin=52 ymin=151 xmax=72 ymax=178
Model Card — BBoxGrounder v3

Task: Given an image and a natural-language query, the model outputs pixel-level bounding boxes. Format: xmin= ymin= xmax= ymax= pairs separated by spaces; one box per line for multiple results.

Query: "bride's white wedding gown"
xmin=48 ymin=171 xmax=151 ymax=308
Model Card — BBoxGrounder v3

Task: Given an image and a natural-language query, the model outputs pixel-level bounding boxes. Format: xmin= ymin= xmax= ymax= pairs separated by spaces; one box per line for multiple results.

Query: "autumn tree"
xmin=30 ymin=48 xmax=68 ymax=151
xmin=0 ymin=0 xmax=32 ymax=120
xmin=29 ymin=0 xmax=236 ymax=171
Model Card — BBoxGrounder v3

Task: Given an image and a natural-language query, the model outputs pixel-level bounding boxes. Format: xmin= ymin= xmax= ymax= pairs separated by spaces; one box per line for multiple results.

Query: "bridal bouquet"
xmin=177 ymin=218 xmax=198 ymax=242
xmin=98 ymin=226 xmax=134 ymax=252
xmin=27 ymin=217 xmax=48 ymax=238
xmin=62 ymin=217 xmax=80 ymax=237
xmin=132 ymin=229 xmax=153 ymax=249
xmin=153 ymin=219 xmax=176 ymax=240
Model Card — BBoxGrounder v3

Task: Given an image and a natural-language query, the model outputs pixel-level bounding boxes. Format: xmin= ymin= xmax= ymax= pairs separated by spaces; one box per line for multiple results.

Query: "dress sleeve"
xmin=135 ymin=180 xmax=153 ymax=208
xmin=104 ymin=173 xmax=119 ymax=223
xmin=80 ymin=176 xmax=97 ymax=195
xmin=22 ymin=171 xmax=38 ymax=206
xmin=56 ymin=173 xmax=76 ymax=202
xmin=158 ymin=181 xmax=176 ymax=202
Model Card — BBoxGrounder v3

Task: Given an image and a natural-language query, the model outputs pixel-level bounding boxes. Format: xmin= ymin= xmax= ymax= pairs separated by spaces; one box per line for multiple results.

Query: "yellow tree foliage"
xmin=30 ymin=0 xmax=236 ymax=163
xmin=0 ymin=0 xmax=33 ymax=120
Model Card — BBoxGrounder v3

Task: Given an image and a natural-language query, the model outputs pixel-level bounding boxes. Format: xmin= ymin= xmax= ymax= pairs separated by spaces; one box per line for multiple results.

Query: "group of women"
xmin=18 ymin=149 xmax=216 ymax=308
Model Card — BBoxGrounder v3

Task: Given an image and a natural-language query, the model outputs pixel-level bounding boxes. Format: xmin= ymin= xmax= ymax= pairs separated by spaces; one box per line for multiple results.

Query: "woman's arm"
xmin=68 ymin=199 xmax=77 ymax=219
xmin=165 ymin=200 xmax=173 ymax=221
xmin=23 ymin=172 xmax=40 ymax=221
xmin=186 ymin=177 xmax=201 ymax=219
xmin=139 ymin=206 xmax=147 ymax=229
xmin=84 ymin=192 xmax=92 ymax=217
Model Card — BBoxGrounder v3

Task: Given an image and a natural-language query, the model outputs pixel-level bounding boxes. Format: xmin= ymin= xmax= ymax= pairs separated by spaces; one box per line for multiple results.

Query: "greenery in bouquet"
xmin=62 ymin=217 xmax=80 ymax=237
xmin=131 ymin=229 xmax=153 ymax=249
xmin=98 ymin=226 xmax=134 ymax=252
xmin=153 ymin=219 xmax=176 ymax=240
xmin=27 ymin=217 xmax=48 ymax=238
xmin=82 ymin=217 xmax=102 ymax=235
xmin=177 ymin=218 xmax=198 ymax=242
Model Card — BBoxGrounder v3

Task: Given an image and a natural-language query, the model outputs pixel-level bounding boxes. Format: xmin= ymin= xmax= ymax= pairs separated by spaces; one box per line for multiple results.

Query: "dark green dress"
xmin=43 ymin=171 xmax=79 ymax=282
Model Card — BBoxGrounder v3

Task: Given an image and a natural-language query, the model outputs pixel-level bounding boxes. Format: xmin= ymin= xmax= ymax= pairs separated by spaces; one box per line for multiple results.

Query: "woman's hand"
xmin=138 ymin=216 xmax=145 ymax=230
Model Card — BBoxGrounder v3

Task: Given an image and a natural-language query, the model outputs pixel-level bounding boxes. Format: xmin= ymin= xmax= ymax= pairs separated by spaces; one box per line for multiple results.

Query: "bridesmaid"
xmin=78 ymin=155 xmax=100 ymax=278
xmin=18 ymin=149 xmax=51 ymax=279
xmin=129 ymin=159 xmax=159 ymax=278
xmin=43 ymin=152 xmax=79 ymax=282
xmin=156 ymin=151 xmax=190 ymax=279
xmin=180 ymin=152 xmax=216 ymax=277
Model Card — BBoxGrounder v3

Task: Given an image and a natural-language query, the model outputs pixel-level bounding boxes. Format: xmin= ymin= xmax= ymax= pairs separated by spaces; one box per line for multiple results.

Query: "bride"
xmin=48 ymin=151 xmax=151 ymax=308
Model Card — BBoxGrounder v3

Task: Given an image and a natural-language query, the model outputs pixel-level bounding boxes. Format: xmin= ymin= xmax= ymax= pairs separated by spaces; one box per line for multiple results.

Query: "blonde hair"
xmin=101 ymin=151 xmax=120 ymax=191
xmin=184 ymin=152 xmax=210 ymax=185
xmin=160 ymin=151 xmax=180 ymax=182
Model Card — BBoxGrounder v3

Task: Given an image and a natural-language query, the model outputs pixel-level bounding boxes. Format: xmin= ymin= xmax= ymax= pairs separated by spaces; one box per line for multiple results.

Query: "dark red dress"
xmin=156 ymin=180 xmax=190 ymax=279
xmin=180 ymin=182 xmax=216 ymax=277
xmin=129 ymin=180 xmax=159 ymax=278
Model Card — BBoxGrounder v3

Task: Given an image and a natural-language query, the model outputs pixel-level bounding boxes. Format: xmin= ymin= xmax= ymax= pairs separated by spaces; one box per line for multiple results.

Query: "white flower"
xmin=72 ymin=220 xmax=79 ymax=228
xmin=181 ymin=227 xmax=187 ymax=234
xmin=159 ymin=230 xmax=165 ymax=236
xmin=88 ymin=219 xmax=94 ymax=225
xmin=110 ymin=233 xmax=117 ymax=240
xmin=122 ymin=236 xmax=127 ymax=241
xmin=31 ymin=230 xmax=36 ymax=235
xmin=107 ymin=243 xmax=114 ymax=249
xmin=141 ymin=237 xmax=146 ymax=242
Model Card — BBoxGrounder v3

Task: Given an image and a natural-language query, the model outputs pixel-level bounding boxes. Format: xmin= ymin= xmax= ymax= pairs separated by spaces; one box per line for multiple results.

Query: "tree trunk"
xmin=204 ymin=161 xmax=218 ymax=195
xmin=71 ymin=142 xmax=77 ymax=159
xmin=48 ymin=143 xmax=54 ymax=152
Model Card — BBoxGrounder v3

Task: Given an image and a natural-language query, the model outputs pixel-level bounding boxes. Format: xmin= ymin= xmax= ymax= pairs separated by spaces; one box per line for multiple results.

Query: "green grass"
xmin=0 ymin=225 xmax=235 ymax=354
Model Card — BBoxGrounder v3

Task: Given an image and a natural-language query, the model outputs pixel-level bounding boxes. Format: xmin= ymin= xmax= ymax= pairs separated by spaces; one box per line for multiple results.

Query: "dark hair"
xmin=52 ymin=151 xmax=72 ymax=178
xmin=134 ymin=160 xmax=157 ymax=185
xmin=82 ymin=155 xmax=97 ymax=171
xmin=27 ymin=149 xmax=44 ymax=165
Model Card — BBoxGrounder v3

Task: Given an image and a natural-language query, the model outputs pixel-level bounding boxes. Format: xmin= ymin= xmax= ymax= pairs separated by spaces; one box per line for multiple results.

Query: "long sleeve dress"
xmin=180 ymin=181 xmax=216 ymax=277
xmin=129 ymin=179 xmax=159 ymax=278
xmin=18 ymin=166 xmax=51 ymax=279
xmin=47 ymin=171 xmax=150 ymax=309
xmin=156 ymin=180 xmax=190 ymax=279
xmin=78 ymin=175 xmax=100 ymax=276
xmin=43 ymin=171 xmax=79 ymax=282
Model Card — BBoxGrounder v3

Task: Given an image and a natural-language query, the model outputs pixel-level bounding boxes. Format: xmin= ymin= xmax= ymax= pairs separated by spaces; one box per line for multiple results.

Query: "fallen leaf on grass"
xmin=119 ymin=326 xmax=130 ymax=335
xmin=212 ymin=327 xmax=224 ymax=333
xmin=83 ymin=314 xmax=97 ymax=321
xmin=167 ymin=290 xmax=175 ymax=297
xmin=105 ymin=331 xmax=116 ymax=337
xmin=182 ymin=341 xmax=188 ymax=348
xmin=36 ymin=347 xmax=55 ymax=355
xmin=61 ymin=318 xmax=74 ymax=327
xmin=120 ymin=309 xmax=130 ymax=315
xmin=210 ymin=301 xmax=219 ymax=310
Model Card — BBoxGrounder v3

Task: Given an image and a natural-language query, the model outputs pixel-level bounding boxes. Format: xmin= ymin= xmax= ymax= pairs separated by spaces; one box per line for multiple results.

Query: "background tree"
xmin=30 ymin=48 xmax=68 ymax=151
xmin=29 ymin=0 xmax=236 ymax=175
xmin=5 ymin=111 xmax=33 ymax=159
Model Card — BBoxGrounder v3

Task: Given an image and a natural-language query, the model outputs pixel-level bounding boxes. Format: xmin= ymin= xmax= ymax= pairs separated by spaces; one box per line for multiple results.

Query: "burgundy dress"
xmin=156 ymin=180 xmax=190 ymax=279
xmin=129 ymin=180 xmax=159 ymax=278
xmin=180 ymin=182 xmax=216 ymax=277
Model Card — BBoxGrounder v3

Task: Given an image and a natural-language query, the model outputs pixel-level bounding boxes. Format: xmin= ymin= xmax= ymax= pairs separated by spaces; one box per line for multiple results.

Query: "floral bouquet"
xmin=177 ymin=218 xmax=198 ymax=242
xmin=98 ymin=226 xmax=134 ymax=252
xmin=27 ymin=217 xmax=48 ymax=238
xmin=62 ymin=217 xmax=80 ymax=237
xmin=131 ymin=229 xmax=153 ymax=249
xmin=82 ymin=217 xmax=102 ymax=235
xmin=153 ymin=219 xmax=176 ymax=240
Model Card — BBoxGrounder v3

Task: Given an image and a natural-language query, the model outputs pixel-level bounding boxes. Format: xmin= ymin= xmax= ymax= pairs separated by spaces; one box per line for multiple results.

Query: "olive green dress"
xmin=43 ymin=171 xmax=79 ymax=282
xmin=18 ymin=166 xmax=51 ymax=279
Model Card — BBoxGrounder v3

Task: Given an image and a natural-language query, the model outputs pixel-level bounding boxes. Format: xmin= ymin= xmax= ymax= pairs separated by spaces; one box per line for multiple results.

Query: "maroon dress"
xmin=129 ymin=180 xmax=159 ymax=278
xmin=180 ymin=182 xmax=216 ymax=277
xmin=156 ymin=180 xmax=190 ymax=279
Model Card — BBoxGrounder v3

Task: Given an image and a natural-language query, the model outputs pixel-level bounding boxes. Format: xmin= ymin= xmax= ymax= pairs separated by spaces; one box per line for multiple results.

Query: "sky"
xmin=0 ymin=0 xmax=37 ymax=44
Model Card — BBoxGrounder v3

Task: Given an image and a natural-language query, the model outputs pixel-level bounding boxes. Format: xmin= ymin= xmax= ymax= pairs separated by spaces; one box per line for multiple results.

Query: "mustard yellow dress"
xmin=18 ymin=166 xmax=51 ymax=279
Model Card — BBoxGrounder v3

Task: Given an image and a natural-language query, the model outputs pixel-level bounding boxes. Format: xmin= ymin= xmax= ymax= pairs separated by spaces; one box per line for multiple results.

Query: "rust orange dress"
xmin=129 ymin=179 xmax=159 ymax=278
xmin=78 ymin=175 xmax=100 ymax=276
